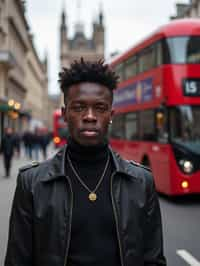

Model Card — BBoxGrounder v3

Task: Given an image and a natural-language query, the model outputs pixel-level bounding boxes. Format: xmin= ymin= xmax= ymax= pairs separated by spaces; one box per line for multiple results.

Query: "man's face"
xmin=62 ymin=82 xmax=114 ymax=146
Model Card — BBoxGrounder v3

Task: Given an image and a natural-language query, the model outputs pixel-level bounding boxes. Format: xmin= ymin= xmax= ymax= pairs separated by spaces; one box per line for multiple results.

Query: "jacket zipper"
xmin=111 ymin=172 xmax=125 ymax=266
xmin=64 ymin=176 xmax=73 ymax=266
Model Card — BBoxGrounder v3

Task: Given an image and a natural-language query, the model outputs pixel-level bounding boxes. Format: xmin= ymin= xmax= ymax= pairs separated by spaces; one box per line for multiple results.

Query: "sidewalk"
xmin=0 ymin=143 xmax=58 ymax=265
xmin=0 ymin=143 xmax=57 ymax=179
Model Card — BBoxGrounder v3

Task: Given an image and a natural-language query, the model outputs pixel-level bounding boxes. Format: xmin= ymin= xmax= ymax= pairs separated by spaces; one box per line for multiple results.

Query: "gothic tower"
xmin=92 ymin=7 xmax=104 ymax=54
xmin=60 ymin=7 xmax=69 ymax=67
xmin=59 ymin=2 xmax=105 ymax=69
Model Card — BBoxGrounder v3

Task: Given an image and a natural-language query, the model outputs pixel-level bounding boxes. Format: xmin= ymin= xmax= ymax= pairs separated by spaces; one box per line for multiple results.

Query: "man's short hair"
xmin=58 ymin=58 xmax=118 ymax=100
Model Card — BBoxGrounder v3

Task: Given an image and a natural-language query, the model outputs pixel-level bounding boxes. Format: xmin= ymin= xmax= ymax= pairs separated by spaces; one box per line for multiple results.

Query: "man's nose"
xmin=83 ymin=108 xmax=97 ymax=121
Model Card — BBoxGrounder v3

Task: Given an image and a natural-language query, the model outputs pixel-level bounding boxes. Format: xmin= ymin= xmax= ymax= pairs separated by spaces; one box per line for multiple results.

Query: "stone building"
xmin=171 ymin=0 xmax=200 ymax=19
xmin=60 ymin=6 xmax=105 ymax=69
xmin=58 ymin=5 xmax=105 ymax=107
xmin=0 ymin=0 xmax=49 ymax=143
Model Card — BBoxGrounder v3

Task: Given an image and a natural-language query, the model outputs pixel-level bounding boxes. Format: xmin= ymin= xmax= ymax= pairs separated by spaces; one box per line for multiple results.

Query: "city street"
xmin=160 ymin=195 xmax=200 ymax=265
xmin=0 ymin=145 xmax=57 ymax=265
xmin=0 ymin=147 xmax=200 ymax=266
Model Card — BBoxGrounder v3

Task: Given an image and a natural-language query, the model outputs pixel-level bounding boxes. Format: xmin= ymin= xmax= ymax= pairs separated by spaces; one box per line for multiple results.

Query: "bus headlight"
xmin=179 ymin=159 xmax=193 ymax=174
xmin=54 ymin=136 xmax=61 ymax=144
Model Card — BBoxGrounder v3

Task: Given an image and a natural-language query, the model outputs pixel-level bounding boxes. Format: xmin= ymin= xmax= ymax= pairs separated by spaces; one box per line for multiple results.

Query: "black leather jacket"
xmin=5 ymin=145 xmax=166 ymax=266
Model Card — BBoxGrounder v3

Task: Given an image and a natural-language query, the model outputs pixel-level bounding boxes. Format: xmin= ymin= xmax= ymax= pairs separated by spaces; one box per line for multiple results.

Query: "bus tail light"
xmin=54 ymin=136 xmax=61 ymax=144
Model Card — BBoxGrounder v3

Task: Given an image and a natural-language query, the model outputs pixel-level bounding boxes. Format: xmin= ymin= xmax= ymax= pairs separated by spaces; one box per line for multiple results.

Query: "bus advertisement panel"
xmin=109 ymin=19 xmax=200 ymax=196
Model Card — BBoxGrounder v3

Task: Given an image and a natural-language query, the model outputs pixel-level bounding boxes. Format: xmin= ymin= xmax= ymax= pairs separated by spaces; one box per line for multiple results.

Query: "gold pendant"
xmin=89 ymin=192 xmax=97 ymax=201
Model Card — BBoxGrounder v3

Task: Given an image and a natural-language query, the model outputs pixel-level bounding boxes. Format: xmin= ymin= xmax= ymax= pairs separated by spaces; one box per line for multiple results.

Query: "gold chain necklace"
xmin=67 ymin=153 xmax=110 ymax=202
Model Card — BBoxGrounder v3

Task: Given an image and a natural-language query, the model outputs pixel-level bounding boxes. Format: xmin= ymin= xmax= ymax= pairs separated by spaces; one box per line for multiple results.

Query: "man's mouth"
xmin=80 ymin=129 xmax=99 ymax=137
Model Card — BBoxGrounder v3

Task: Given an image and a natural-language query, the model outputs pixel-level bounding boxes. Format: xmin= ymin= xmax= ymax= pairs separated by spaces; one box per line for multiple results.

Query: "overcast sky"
xmin=26 ymin=0 xmax=189 ymax=94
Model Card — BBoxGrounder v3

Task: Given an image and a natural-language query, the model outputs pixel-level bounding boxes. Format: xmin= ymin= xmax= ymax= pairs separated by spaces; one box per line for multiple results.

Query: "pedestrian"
xmin=32 ymin=128 xmax=41 ymax=161
xmin=13 ymin=131 xmax=21 ymax=158
xmin=0 ymin=127 xmax=15 ymax=177
xmin=40 ymin=131 xmax=49 ymax=160
xmin=4 ymin=59 xmax=166 ymax=266
xmin=22 ymin=130 xmax=33 ymax=159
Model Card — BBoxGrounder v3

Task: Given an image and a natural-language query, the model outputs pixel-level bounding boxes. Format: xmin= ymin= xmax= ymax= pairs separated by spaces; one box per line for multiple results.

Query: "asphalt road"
xmin=160 ymin=194 xmax=200 ymax=266
xmin=0 ymin=148 xmax=200 ymax=266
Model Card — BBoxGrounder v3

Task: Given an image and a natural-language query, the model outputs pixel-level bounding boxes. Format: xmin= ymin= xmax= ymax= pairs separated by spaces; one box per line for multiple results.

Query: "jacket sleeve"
xmin=4 ymin=172 xmax=33 ymax=266
xmin=143 ymin=172 xmax=167 ymax=266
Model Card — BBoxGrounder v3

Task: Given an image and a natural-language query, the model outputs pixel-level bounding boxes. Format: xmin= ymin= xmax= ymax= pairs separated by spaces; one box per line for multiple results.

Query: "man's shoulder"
xmin=113 ymin=150 xmax=151 ymax=173
xmin=121 ymin=159 xmax=155 ymax=193
xmin=128 ymin=160 xmax=151 ymax=173
xmin=18 ymin=147 xmax=65 ymax=184
xmin=18 ymin=158 xmax=53 ymax=184
xmin=19 ymin=161 xmax=41 ymax=173
xmin=112 ymin=151 xmax=153 ymax=185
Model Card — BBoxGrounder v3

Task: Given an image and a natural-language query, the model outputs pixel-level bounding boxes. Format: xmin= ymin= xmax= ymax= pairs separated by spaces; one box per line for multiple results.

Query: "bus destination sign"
xmin=183 ymin=79 xmax=200 ymax=96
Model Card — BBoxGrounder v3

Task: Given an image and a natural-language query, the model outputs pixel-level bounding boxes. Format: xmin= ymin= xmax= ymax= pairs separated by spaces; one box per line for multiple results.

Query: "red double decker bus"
xmin=109 ymin=19 xmax=200 ymax=195
xmin=53 ymin=109 xmax=68 ymax=148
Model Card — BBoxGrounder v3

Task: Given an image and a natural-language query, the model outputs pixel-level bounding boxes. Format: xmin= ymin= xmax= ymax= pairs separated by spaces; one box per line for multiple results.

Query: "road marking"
xmin=177 ymin=250 xmax=200 ymax=266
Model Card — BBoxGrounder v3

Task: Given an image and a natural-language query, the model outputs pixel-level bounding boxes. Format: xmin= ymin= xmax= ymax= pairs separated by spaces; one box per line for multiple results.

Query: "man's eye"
xmin=72 ymin=106 xmax=85 ymax=112
xmin=95 ymin=105 xmax=108 ymax=112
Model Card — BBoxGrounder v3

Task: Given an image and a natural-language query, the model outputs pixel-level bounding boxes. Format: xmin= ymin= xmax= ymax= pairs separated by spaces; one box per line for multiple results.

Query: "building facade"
xmin=59 ymin=6 xmax=105 ymax=107
xmin=60 ymin=7 xmax=105 ymax=69
xmin=0 ymin=0 xmax=49 ymax=143
xmin=171 ymin=0 xmax=200 ymax=19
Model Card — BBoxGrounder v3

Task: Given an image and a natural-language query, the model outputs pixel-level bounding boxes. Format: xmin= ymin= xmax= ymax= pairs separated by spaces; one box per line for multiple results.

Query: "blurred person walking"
xmin=22 ymin=130 xmax=33 ymax=159
xmin=13 ymin=131 xmax=21 ymax=158
xmin=32 ymin=128 xmax=41 ymax=161
xmin=40 ymin=131 xmax=50 ymax=160
xmin=0 ymin=127 xmax=15 ymax=177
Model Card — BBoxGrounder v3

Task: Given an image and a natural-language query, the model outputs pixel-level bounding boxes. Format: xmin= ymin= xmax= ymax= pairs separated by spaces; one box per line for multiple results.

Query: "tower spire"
xmin=61 ymin=0 xmax=67 ymax=27
xmin=75 ymin=0 xmax=84 ymax=34
xmin=99 ymin=2 xmax=104 ymax=25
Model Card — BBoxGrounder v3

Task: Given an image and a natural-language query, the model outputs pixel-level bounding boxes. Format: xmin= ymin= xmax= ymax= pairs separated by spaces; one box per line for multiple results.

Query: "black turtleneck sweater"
xmin=66 ymin=138 xmax=121 ymax=266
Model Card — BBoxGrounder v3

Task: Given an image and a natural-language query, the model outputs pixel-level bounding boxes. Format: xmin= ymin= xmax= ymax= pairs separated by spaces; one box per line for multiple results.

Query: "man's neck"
xmin=67 ymin=137 xmax=109 ymax=163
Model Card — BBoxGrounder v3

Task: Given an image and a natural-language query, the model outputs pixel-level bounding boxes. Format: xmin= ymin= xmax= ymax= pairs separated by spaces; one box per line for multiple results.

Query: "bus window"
xmin=110 ymin=114 xmax=125 ymax=139
xmin=114 ymin=63 xmax=125 ymax=82
xmin=164 ymin=36 xmax=200 ymax=64
xmin=139 ymin=110 xmax=156 ymax=141
xmin=170 ymin=106 xmax=200 ymax=154
xmin=155 ymin=107 xmax=168 ymax=143
xmin=138 ymin=46 xmax=156 ymax=73
xmin=124 ymin=56 xmax=138 ymax=80
xmin=155 ymin=41 xmax=163 ymax=66
xmin=125 ymin=112 xmax=139 ymax=140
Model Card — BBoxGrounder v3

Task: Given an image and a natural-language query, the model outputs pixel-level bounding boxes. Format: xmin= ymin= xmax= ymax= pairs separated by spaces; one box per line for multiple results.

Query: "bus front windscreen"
xmin=164 ymin=36 xmax=200 ymax=64
xmin=58 ymin=127 xmax=68 ymax=139
xmin=170 ymin=105 xmax=200 ymax=154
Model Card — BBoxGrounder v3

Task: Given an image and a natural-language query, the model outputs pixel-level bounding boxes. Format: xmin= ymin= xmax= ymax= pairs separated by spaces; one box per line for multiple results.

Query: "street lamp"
xmin=14 ymin=102 xmax=21 ymax=110
xmin=8 ymin=99 xmax=15 ymax=107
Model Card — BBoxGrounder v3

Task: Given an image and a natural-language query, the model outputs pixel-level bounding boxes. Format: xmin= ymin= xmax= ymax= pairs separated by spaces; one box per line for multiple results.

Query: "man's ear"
xmin=61 ymin=106 xmax=67 ymax=122
xmin=111 ymin=109 xmax=115 ymax=120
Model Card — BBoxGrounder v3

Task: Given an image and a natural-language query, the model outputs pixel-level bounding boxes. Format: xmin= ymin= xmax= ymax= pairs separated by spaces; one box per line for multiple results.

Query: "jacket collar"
xmin=42 ymin=144 xmax=137 ymax=182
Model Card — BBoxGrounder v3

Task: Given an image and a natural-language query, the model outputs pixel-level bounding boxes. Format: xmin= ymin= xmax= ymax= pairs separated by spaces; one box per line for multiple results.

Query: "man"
xmin=0 ymin=127 xmax=15 ymax=177
xmin=5 ymin=59 xmax=166 ymax=266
